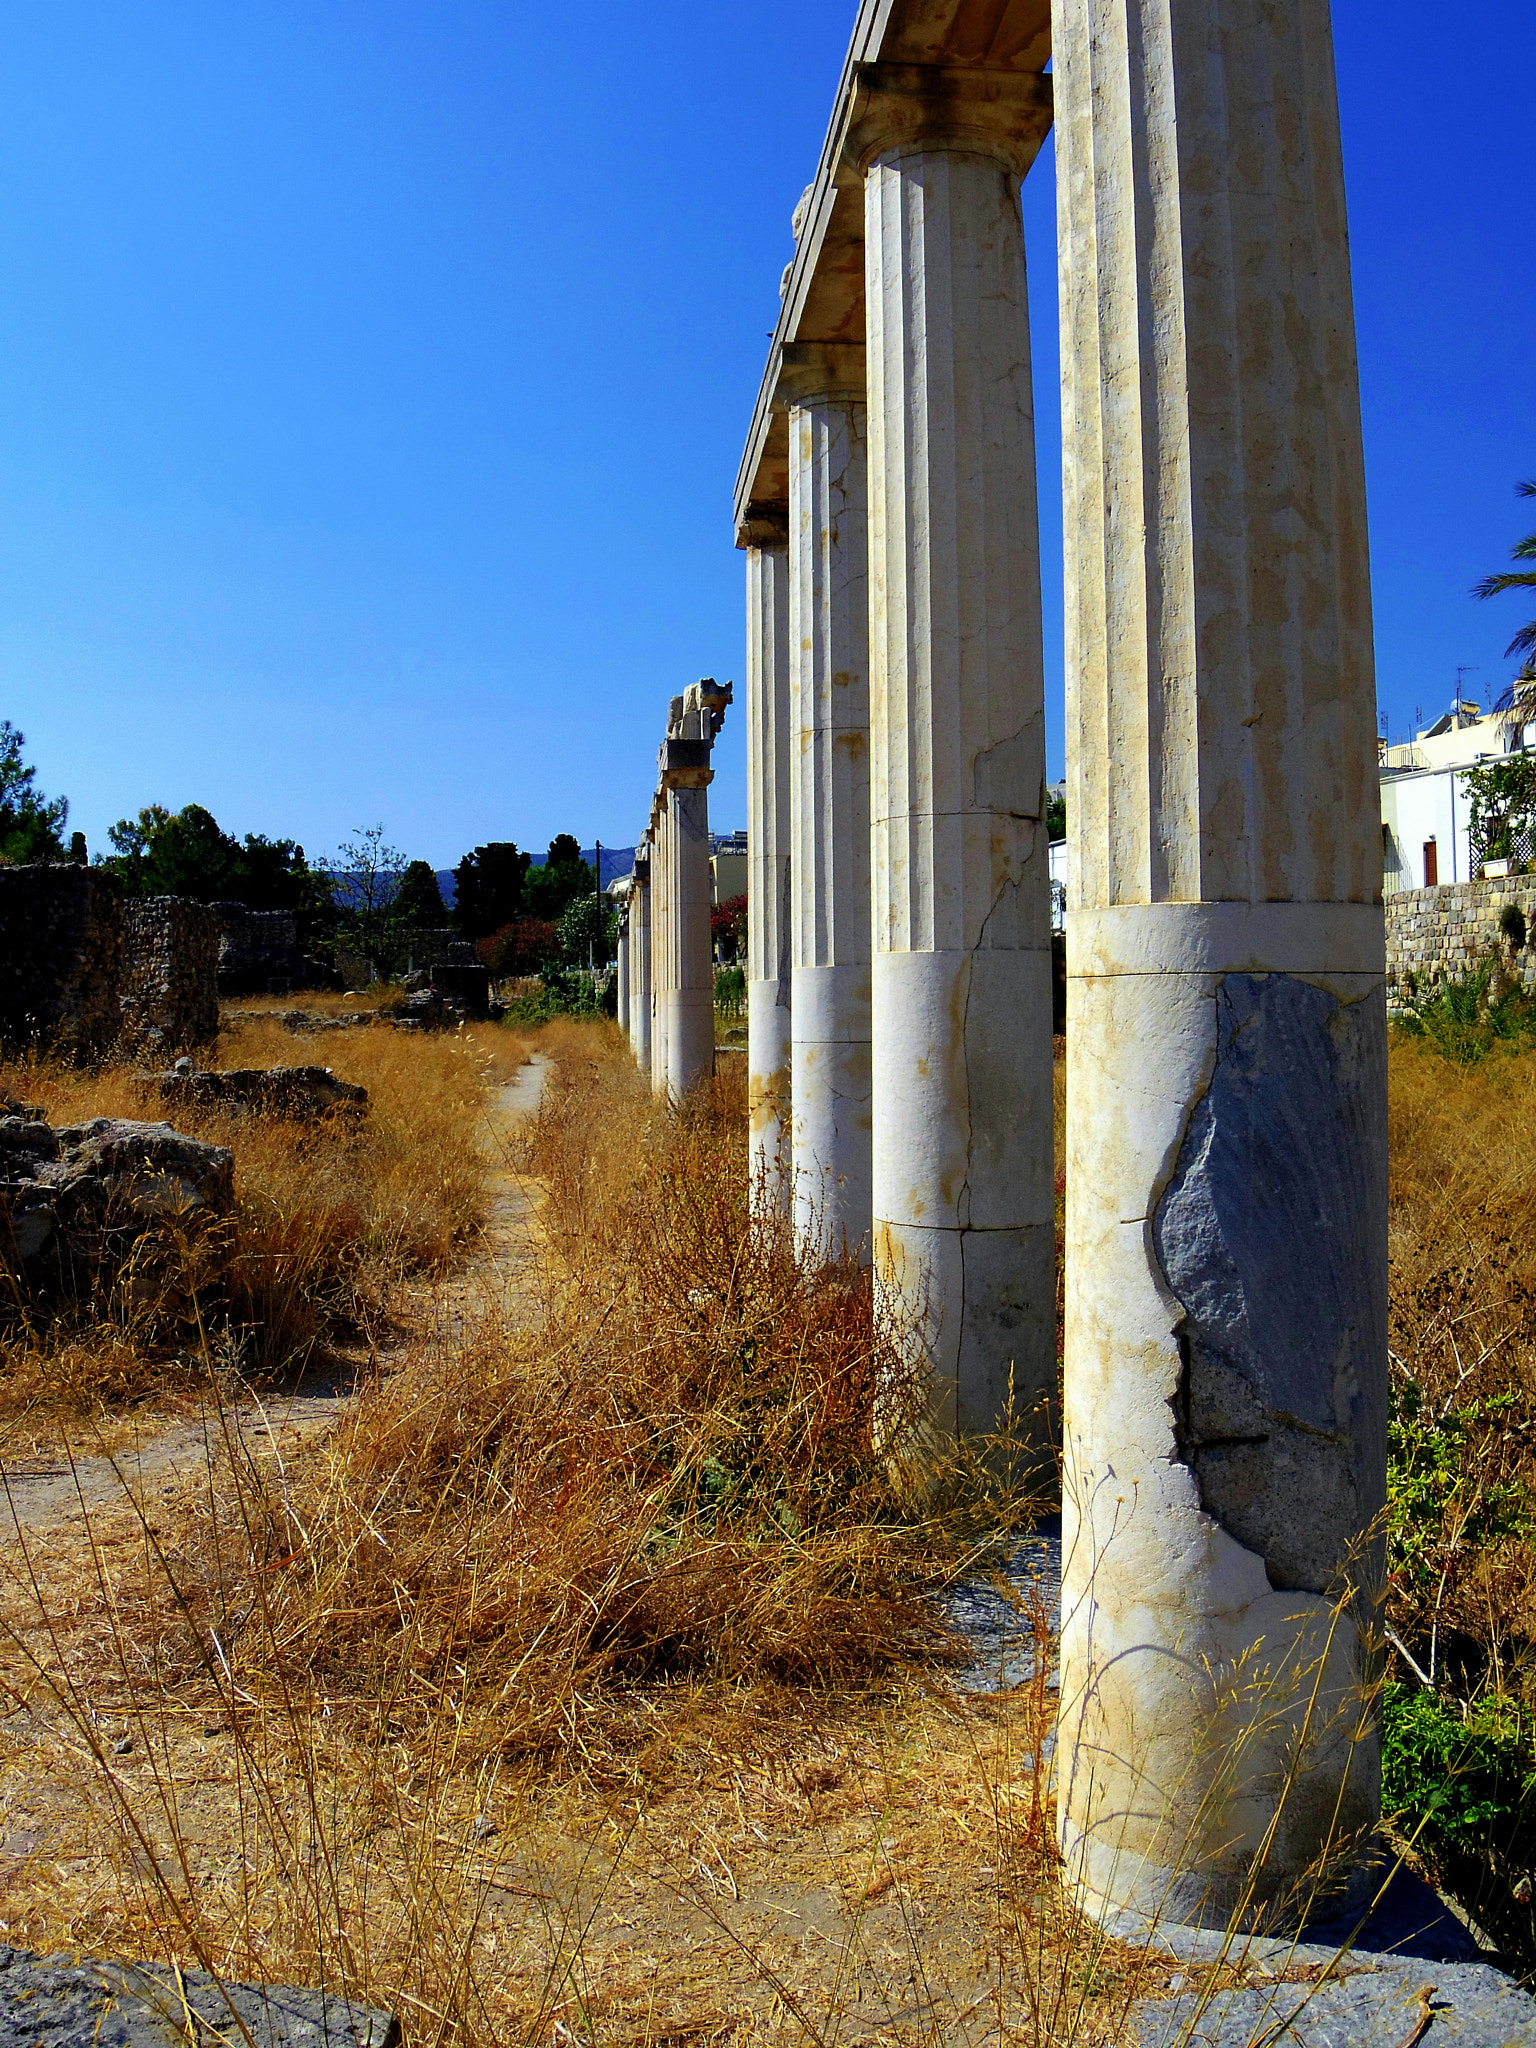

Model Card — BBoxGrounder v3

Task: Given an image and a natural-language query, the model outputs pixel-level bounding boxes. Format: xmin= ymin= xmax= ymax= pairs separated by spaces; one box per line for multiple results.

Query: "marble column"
xmin=661 ymin=680 xmax=731 ymax=1102
xmin=632 ymin=846 xmax=652 ymax=1075
xmin=781 ymin=345 xmax=873 ymax=1263
xmin=1053 ymin=0 xmax=1387 ymax=1929
xmin=741 ymin=515 xmax=793 ymax=1217
xmin=616 ymin=902 xmax=631 ymax=1042
xmin=850 ymin=66 xmax=1056 ymax=1442
xmin=649 ymin=797 xmax=670 ymax=1100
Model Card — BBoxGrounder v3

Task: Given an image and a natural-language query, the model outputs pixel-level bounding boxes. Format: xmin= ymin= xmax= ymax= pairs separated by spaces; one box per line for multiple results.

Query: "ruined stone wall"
xmin=1385 ymin=875 xmax=1536 ymax=1000
xmin=0 ymin=866 xmax=124 ymax=1057
xmin=122 ymin=897 xmax=220 ymax=1048
xmin=210 ymin=903 xmax=310 ymax=995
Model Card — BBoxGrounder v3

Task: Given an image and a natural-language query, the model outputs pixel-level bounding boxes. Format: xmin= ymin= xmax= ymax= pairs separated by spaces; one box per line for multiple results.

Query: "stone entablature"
xmin=1385 ymin=875 xmax=1536 ymax=1000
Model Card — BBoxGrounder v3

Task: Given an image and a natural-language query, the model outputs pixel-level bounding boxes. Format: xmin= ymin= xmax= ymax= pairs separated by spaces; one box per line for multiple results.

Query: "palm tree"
xmin=1473 ymin=479 xmax=1536 ymax=664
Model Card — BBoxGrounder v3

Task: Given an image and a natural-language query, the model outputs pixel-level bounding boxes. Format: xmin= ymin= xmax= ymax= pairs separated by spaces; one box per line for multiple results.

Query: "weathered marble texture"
xmin=631 ymin=858 xmax=652 ymax=1075
xmin=745 ymin=539 xmax=793 ymax=1209
xmin=665 ymin=780 xmax=715 ymax=1100
xmin=787 ymin=389 xmax=873 ymax=1262
xmin=649 ymin=803 xmax=670 ymax=1100
xmin=616 ymin=917 xmax=630 ymax=1042
xmin=863 ymin=138 xmax=1054 ymax=1442
xmin=1054 ymin=0 xmax=1388 ymax=1926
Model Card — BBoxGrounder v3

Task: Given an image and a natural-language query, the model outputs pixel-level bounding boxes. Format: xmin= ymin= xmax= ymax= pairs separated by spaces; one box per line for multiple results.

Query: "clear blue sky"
xmin=2 ymin=2 xmax=1531 ymax=867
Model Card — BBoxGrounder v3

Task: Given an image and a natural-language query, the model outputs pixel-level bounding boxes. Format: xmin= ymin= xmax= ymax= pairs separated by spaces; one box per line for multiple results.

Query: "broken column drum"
xmin=783 ymin=345 xmax=874 ymax=1262
xmin=742 ymin=522 xmax=794 ymax=1217
xmin=855 ymin=66 xmax=1057 ymax=1439
xmin=1054 ymin=0 xmax=1387 ymax=1926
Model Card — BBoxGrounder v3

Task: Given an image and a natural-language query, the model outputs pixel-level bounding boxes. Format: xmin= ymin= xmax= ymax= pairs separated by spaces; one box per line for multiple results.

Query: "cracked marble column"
xmin=851 ymin=66 xmax=1056 ymax=1441
xmin=741 ymin=514 xmax=793 ymax=1214
xmin=649 ymin=798 xmax=670 ymax=1100
xmin=782 ymin=345 xmax=873 ymax=1263
xmin=1053 ymin=0 xmax=1387 ymax=1930
xmin=631 ymin=844 xmax=652 ymax=1075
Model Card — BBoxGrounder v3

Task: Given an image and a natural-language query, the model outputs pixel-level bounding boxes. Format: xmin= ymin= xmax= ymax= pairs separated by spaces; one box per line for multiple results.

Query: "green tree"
xmin=525 ymin=835 xmax=595 ymax=922
xmin=557 ymin=892 xmax=614 ymax=966
xmin=322 ymin=825 xmax=406 ymax=969
xmin=452 ymin=842 xmax=531 ymax=939
xmin=1463 ymin=755 xmax=1536 ymax=869
xmin=0 ymin=722 xmax=69 ymax=864
xmin=394 ymin=860 xmax=447 ymax=928
xmin=1047 ymin=791 xmax=1066 ymax=843
xmin=101 ymin=803 xmax=334 ymax=945
xmin=1473 ymin=479 xmax=1536 ymax=666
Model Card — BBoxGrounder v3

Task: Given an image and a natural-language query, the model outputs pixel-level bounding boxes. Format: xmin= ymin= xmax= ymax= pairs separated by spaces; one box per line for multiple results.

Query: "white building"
xmin=1380 ymin=693 xmax=1536 ymax=892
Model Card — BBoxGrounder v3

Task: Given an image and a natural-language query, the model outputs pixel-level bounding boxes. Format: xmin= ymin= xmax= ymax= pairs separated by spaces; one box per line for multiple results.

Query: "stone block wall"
xmin=0 ymin=866 xmax=124 ymax=1057
xmin=122 ymin=897 xmax=220 ymax=1048
xmin=1385 ymin=874 xmax=1536 ymax=1001
xmin=210 ymin=903 xmax=310 ymax=995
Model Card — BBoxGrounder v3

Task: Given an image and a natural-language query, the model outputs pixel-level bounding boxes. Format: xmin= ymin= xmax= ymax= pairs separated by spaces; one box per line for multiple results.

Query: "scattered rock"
xmin=156 ymin=1062 xmax=368 ymax=1120
xmin=0 ymin=1116 xmax=233 ymax=1304
xmin=0 ymin=1941 xmax=397 ymax=2047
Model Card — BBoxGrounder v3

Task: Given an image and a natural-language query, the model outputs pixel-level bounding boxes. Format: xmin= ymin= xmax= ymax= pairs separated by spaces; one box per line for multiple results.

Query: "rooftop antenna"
xmin=1456 ymin=665 xmax=1479 ymax=719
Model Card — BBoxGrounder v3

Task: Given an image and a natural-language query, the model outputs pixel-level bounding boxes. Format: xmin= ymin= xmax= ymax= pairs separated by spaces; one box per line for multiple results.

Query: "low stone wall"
xmin=122 ymin=897 xmax=219 ymax=1048
xmin=0 ymin=866 xmax=124 ymax=1057
xmin=1385 ymin=874 xmax=1536 ymax=999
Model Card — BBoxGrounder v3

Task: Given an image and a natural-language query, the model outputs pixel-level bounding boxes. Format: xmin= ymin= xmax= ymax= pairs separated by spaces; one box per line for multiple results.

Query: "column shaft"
xmin=666 ymin=781 xmax=715 ymax=1098
xmin=650 ymin=806 xmax=670 ymax=1099
xmin=632 ymin=863 xmax=652 ymax=1074
xmin=788 ymin=393 xmax=873 ymax=1262
xmin=1054 ymin=0 xmax=1387 ymax=1927
xmin=745 ymin=540 xmax=793 ymax=1214
xmin=616 ymin=919 xmax=630 ymax=1041
xmin=864 ymin=142 xmax=1054 ymax=1441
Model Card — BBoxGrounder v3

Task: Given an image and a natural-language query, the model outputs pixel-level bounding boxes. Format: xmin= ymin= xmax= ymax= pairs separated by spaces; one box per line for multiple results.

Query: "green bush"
xmin=1394 ymin=957 xmax=1536 ymax=1065
xmin=714 ymin=965 xmax=746 ymax=1014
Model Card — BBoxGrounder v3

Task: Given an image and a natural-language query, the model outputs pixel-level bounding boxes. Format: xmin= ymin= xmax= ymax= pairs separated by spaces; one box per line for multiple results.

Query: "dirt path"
xmin=0 ymin=1053 xmax=551 ymax=1544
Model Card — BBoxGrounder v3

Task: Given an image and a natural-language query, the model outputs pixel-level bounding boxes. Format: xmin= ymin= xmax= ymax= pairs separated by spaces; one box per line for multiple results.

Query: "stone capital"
xmin=659 ymin=737 xmax=714 ymax=791
xmin=772 ymin=341 xmax=867 ymax=412
xmin=838 ymin=63 xmax=1053 ymax=182
xmin=735 ymin=499 xmax=790 ymax=551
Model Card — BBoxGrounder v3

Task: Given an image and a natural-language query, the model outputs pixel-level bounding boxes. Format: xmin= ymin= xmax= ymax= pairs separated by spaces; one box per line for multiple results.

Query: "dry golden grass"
xmin=0 ymin=1010 xmax=532 ymax=1446
xmin=0 ymin=1017 xmax=1179 ymax=2047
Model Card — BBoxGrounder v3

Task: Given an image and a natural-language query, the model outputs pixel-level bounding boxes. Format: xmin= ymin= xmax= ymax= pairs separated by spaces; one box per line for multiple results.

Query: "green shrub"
xmin=1394 ymin=956 xmax=1536 ymax=1065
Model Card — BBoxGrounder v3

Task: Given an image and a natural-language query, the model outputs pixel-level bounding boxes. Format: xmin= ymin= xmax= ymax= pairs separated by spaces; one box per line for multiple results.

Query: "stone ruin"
xmin=210 ymin=902 xmax=313 ymax=996
xmin=0 ymin=866 xmax=124 ymax=1058
xmin=121 ymin=896 xmax=220 ymax=1049
xmin=156 ymin=1059 xmax=368 ymax=1120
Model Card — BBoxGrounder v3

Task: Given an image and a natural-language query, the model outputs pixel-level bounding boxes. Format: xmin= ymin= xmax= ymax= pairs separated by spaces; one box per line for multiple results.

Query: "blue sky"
xmin=2 ymin=2 xmax=1532 ymax=867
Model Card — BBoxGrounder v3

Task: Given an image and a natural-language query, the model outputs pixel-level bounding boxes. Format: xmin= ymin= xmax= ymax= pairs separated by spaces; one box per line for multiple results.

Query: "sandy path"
xmin=0 ymin=1053 xmax=551 ymax=1543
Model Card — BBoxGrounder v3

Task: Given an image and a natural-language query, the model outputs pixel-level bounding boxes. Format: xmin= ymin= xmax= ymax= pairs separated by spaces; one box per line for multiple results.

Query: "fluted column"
xmin=632 ymin=847 xmax=652 ymax=1075
xmin=851 ymin=67 xmax=1056 ymax=1443
xmin=782 ymin=346 xmax=873 ymax=1263
xmin=1054 ymin=0 xmax=1387 ymax=1930
xmin=741 ymin=516 xmax=793 ymax=1214
xmin=649 ymin=799 xmax=670 ymax=1099
xmin=616 ymin=906 xmax=631 ymax=1042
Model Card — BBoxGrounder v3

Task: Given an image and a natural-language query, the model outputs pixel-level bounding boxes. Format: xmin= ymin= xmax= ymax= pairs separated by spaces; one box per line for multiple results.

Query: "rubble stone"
xmin=211 ymin=903 xmax=312 ymax=996
xmin=0 ymin=865 xmax=124 ymax=1058
xmin=1386 ymin=875 xmax=1536 ymax=1002
xmin=0 ymin=1941 xmax=397 ymax=2047
xmin=157 ymin=1062 xmax=368 ymax=1119
xmin=122 ymin=896 xmax=220 ymax=1049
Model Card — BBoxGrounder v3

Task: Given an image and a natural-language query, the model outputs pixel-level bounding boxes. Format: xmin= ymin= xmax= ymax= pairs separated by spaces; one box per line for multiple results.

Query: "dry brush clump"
xmin=0 ymin=1014 xmax=529 ymax=1437
xmin=141 ymin=1021 xmax=990 ymax=1783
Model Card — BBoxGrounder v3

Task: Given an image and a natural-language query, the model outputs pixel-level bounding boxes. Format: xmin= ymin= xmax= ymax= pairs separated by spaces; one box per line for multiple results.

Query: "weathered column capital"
xmin=659 ymin=737 xmax=715 ymax=792
xmin=838 ymin=63 xmax=1053 ymax=182
xmin=772 ymin=342 xmax=867 ymax=411
xmin=735 ymin=500 xmax=790 ymax=551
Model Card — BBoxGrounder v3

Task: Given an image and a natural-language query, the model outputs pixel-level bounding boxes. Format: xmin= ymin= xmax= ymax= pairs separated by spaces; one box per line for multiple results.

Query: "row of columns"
xmin=616 ymin=679 xmax=731 ymax=1105
xmin=740 ymin=9 xmax=1386 ymax=1934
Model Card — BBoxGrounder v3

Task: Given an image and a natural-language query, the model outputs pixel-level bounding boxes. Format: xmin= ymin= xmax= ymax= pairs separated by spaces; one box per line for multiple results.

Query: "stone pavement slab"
xmin=0 ymin=1943 xmax=397 ymax=2047
xmin=1132 ymin=1958 xmax=1536 ymax=2046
